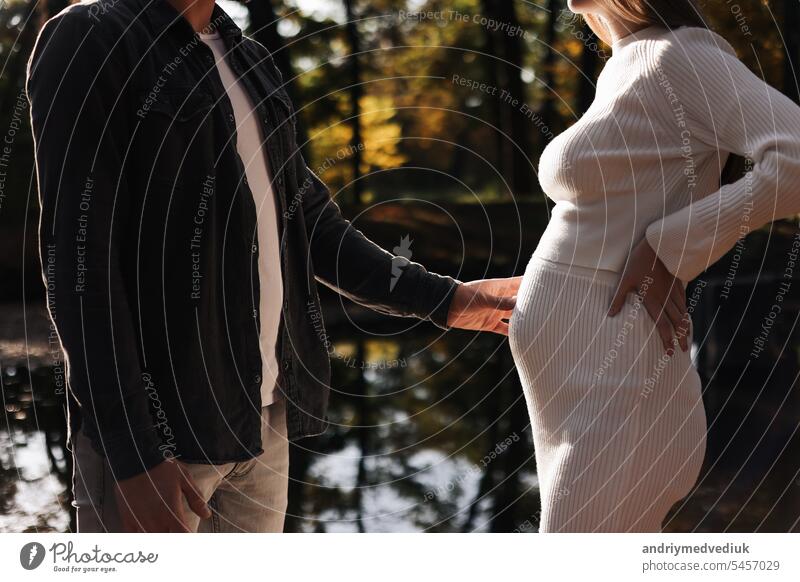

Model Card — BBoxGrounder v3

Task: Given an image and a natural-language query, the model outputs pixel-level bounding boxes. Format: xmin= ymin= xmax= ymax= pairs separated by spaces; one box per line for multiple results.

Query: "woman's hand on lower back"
xmin=447 ymin=277 xmax=522 ymax=335
xmin=608 ymin=238 xmax=690 ymax=353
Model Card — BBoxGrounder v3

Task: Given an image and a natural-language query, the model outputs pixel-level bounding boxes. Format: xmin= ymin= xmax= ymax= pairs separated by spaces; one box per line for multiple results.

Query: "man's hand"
xmin=114 ymin=458 xmax=211 ymax=532
xmin=447 ymin=277 xmax=521 ymax=335
xmin=608 ymin=238 xmax=690 ymax=353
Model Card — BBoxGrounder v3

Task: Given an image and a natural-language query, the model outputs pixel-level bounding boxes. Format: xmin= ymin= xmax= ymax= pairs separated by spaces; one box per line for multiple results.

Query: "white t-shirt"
xmin=200 ymin=32 xmax=283 ymax=406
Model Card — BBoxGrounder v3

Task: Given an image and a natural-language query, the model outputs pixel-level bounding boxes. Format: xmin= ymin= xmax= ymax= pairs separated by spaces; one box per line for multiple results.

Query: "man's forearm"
xmin=299 ymin=164 xmax=459 ymax=326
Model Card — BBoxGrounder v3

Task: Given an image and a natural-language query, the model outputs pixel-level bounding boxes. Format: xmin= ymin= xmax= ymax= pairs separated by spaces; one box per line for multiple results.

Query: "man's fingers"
xmin=490 ymin=295 xmax=516 ymax=311
xmin=484 ymin=276 xmax=523 ymax=297
xmin=180 ymin=471 xmax=211 ymax=520
xmin=167 ymin=497 xmax=193 ymax=533
xmin=503 ymin=276 xmax=524 ymax=296
xmin=492 ymin=321 xmax=510 ymax=336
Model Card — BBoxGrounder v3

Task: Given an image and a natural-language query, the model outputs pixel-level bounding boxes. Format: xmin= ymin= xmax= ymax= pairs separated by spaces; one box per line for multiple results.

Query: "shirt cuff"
xmin=417 ymin=275 xmax=460 ymax=329
xmin=99 ymin=425 xmax=166 ymax=480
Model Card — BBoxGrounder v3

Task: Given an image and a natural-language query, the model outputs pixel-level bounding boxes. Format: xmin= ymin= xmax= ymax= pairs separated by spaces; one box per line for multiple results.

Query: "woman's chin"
xmin=566 ymin=0 xmax=595 ymax=13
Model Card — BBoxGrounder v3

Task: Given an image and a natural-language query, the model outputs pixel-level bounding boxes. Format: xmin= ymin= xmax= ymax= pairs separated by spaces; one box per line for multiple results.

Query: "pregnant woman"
xmin=509 ymin=0 xmax=800 ymax=532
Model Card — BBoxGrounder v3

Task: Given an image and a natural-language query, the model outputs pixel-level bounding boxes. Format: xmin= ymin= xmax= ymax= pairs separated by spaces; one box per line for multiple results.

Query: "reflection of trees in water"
xmin=1 ymin=362 xmax=73 ymax=532
xmin=285 ymin=326 xmax=539 ymax=532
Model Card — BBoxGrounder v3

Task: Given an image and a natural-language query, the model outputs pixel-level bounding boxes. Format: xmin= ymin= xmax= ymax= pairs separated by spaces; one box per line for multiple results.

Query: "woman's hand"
xmin=608 ymin=238 xmax=690 ymax=353
xmin=447 ymin=277 xmax=522 ymax=335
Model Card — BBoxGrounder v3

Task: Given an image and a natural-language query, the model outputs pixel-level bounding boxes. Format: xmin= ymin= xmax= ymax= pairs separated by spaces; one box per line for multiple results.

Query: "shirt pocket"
xmin=135 ymin=87 xmax=216 ymax=192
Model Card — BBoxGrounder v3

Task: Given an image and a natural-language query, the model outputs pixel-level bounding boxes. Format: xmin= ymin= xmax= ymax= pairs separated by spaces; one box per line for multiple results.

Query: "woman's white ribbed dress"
xmin=509 ymin=25 xmax=800 ymax=532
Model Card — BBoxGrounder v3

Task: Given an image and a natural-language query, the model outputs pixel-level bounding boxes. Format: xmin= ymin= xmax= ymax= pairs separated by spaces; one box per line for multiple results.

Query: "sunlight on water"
xmin=0 ymin=431 xmax=70 ymax=532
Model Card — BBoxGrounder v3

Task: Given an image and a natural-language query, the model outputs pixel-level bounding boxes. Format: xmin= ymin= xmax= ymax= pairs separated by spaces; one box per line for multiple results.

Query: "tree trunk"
xmin=539 ymin=0 xmax=560 ymax=146
xmin=480 ymin=0 xmax=534 ymax=198
xmin=352 ymin=340 xmax=369 ymax=532
xmin=479 ymin=4 xmax=510 ymax=198
xmin=343 ymin=0 xmax=365 ymax=204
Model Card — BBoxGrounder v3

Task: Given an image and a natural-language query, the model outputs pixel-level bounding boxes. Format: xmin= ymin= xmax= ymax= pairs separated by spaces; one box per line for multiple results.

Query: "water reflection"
xmin=1 ymin=359 xmax=71 ymax=532
xmin=284 ymin=332 xmax=539 ymax=532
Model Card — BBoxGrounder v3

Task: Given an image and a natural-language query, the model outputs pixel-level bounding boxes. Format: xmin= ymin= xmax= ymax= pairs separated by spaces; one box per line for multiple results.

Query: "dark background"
xmin=1 ymin=0 xmax=799 ymax=532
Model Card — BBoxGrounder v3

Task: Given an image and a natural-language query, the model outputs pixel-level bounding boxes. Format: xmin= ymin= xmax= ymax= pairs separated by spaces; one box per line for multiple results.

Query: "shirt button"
xmin=283 ymin=360 xmax=291 ymax=371
xmin=254 ymin=374 xmax=262 ymax=384
xmin=283 ymin=299 xmax=289 ymax=310
xmin=251 ymin=244 xmax=258 ymax=253
xmin=252 ymin=309 xmax=258 ymax=319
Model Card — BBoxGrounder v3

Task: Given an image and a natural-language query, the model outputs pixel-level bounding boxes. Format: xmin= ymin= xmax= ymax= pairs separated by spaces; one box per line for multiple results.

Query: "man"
xmin=27 ymin=0 xmax=519 ymax=532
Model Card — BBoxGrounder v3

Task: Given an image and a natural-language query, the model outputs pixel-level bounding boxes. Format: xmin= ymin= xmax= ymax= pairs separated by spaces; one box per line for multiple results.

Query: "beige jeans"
xmin=72 ymin=398 xmax=289 ymax=533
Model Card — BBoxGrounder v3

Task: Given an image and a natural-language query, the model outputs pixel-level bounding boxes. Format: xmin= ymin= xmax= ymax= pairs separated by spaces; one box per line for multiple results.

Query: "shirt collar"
xmin=145 ymin=0 xmax=243 ymax=44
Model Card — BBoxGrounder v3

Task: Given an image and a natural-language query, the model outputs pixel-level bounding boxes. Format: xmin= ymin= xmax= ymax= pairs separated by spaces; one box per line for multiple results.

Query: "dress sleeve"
xmin=644 ymin=29 xmax=800 ymax=282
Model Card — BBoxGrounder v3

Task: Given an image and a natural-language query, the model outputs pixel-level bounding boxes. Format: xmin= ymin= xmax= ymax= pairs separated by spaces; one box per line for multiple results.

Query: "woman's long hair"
xmin=584 ymin=0 xmax=706 ymax=45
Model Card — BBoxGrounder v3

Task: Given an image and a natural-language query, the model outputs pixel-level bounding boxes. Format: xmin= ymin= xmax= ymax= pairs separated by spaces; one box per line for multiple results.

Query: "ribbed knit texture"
xmin=535 ymin=25 xmax=800 ymax=281
xmin=509 ymin=258 xmax=706 ymax=532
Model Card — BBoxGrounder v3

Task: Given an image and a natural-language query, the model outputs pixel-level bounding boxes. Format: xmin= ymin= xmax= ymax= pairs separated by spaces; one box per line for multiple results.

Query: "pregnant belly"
xmin=510 ymin=258 xmax=703 ymax=469
xmin=509 ymin=257 xmax=688 ymax=405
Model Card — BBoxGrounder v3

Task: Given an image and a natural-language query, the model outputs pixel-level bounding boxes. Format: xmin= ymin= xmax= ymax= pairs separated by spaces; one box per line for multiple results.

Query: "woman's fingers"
xmin=668 ymin=295 xmax=691 ymax=351
xmin=668 ymin=278 xmax=687 ymax=314
xmin=608 ymin=277 xmax=634 ymax=316
xmin=665 ymin=279 xmax=690 ymax=351
xmin=662 ymin=298 xmax=688 ymax=352
xmin=608 ymin=276 xmax=689 ymax=352
xmin=642 ymin=293 xmax=675 ymax=352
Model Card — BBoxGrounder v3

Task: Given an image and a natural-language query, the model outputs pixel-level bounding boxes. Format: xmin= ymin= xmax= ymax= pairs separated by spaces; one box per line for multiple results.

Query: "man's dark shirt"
xmin=27 ymin=0 xmax=458 ymax=479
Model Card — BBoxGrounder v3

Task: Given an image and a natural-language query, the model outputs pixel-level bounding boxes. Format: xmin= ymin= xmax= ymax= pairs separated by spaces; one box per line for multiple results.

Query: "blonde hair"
xmin=584 ymin=0 xmax=706 ymax=44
